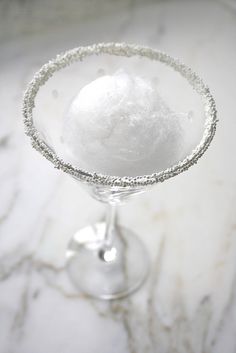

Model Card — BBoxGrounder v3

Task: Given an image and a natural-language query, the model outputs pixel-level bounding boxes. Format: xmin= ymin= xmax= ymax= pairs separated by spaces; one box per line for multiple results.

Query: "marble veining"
xmin=1 ymin=0 xmax=236 ymax=352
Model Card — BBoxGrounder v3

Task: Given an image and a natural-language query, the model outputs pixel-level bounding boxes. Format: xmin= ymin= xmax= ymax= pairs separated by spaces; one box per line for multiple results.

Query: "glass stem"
xmin=104 ymin=203 xmax=117 ymax=249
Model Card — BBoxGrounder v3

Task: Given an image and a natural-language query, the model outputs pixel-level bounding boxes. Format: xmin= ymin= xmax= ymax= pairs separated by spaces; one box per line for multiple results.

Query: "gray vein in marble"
xmin=0 ymin=242 xmax=112 ymax=317
xmin=10 ymin=271 xmax=31 ymax=343
xmin=147 ymin=236 xmax=166 ymax=353
xmin=108 ymin=214 xmax=138 ymax=353
xmin=0 ymin=215 xmax=61 ymax=282
xmin=110 ymin=300 xmax=137 ymax=353
xmin=145 ymin=235 xmax=216 ymax=353
xmin=210 ymin=225 xmax=236 ymax=348
xmin=0 ymin=135 xmax=10 ymax=148
xmin=217 ymin=0 xmax=236 ymax=15
xmin=0 ymin=190 xmax=18 ymax=227
xmin=0 ymin=253 xmax=32 ymax=282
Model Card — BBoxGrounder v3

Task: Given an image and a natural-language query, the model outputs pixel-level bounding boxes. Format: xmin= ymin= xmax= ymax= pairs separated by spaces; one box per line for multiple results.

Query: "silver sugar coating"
xmin=22 ymin=42 xmax=217 ymax=187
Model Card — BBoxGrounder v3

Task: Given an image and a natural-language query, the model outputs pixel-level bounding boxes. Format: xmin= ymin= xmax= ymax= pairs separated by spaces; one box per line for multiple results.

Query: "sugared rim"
xmin=22 ymin=42 xmax=217 ymax=187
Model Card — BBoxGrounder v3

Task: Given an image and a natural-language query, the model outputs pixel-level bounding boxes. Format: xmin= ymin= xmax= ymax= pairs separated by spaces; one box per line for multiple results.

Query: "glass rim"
xmin=22 ymin=42 xmax=217 ymax=187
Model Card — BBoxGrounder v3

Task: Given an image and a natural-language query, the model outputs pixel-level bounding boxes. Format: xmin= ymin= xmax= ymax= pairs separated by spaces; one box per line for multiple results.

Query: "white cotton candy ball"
xmin=62 ymin=70 xmax=184 ymax=177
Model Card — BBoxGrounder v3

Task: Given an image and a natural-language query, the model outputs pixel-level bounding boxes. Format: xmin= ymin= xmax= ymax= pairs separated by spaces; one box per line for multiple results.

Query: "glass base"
xmin=66 ymin=222 xmax=149 ymax=300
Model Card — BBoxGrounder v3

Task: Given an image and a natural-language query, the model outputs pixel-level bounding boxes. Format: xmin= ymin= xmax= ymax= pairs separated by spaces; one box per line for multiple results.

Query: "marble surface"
xmin=1 ymin=0 xmax=236 ymax=352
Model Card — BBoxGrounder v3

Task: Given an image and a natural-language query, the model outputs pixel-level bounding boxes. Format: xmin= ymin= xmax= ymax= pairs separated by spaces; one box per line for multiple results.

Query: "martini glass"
xmin=23 ymin=43 xmax=217 ymax=299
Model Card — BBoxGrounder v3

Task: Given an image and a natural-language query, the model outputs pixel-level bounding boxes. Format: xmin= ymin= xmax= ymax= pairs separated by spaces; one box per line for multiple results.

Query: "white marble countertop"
xmin=1 ymin=0 xmax=236 ymax=352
